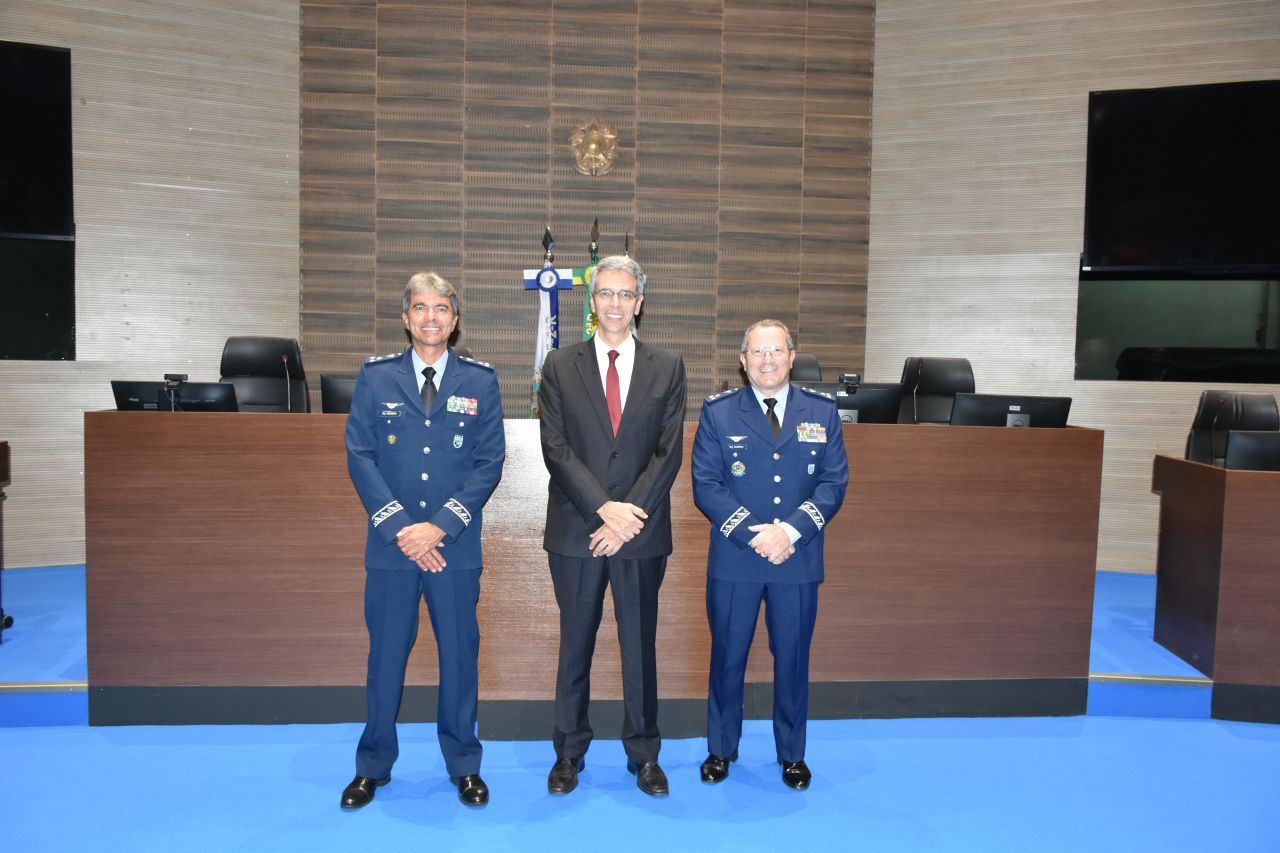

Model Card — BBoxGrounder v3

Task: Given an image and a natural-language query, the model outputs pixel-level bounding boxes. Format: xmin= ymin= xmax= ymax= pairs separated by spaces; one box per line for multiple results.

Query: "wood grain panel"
xmin=86 ymin=414 xmax=1099 ymax=698
xmin=300 ymin=0 xmax=874 ymax=453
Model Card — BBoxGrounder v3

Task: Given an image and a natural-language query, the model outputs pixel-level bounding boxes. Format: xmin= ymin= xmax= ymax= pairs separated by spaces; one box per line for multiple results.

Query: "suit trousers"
xmin=356 ymin=567 xmax=482 ymax=780
xmin=706 ymin=577 xmax=819 ymax=764
xmin=548 ymin=552 xmax=667 ymax=765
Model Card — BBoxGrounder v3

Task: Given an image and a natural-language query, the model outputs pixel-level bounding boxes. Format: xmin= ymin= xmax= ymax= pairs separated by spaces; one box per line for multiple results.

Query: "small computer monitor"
xmin=111 ymin=380 xmax=238 ymax=412
xmin=949 ymin=393 xmax=1072 ymax=428
xmin=836 ymin=382 xmax=903 ymax=424
xmin=1224 ymin=430 xmax=1280 ymax=471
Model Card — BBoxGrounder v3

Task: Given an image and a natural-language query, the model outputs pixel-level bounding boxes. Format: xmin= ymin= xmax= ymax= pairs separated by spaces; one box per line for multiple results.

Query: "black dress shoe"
xmin=781 ymin=760 xmax=811 ymax=790
xmin=451 ymin=774 xmax=489 ymax=807
xmin=340 ymin=774 xmax=390 ymax=809
xmin=627 ymin=760 xmax=670 ymax=797
xmin=547 ymin=756 xmax=585 ymax=795
xmin=699 ymin=754 xmax=732 ymax=784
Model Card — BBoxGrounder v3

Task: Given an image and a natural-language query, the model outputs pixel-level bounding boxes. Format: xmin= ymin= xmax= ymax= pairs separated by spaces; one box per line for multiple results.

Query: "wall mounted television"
xmin=1081 ymin=79 xmax=1280 ymax=280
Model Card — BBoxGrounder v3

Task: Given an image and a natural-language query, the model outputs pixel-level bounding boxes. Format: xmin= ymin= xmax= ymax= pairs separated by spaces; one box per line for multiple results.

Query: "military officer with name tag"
xmin=340 ymin=272 xmax=505 ymax=811
xmin=691 ymin=319 xmax=848 ymax=791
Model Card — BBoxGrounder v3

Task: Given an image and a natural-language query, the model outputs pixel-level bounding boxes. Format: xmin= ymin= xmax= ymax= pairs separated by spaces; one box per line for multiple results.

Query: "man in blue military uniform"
xmin=691 ymin=319 xmax=849 ymax=791
xmin=340 ymin=272 xmax=505 ymax=810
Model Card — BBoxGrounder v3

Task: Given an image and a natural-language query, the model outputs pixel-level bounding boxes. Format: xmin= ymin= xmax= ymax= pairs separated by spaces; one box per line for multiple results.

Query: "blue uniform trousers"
xmin=706 ymin=577 xmax=819 ymax=764
xmin=356 ymin=567 xmax=482 ymax=780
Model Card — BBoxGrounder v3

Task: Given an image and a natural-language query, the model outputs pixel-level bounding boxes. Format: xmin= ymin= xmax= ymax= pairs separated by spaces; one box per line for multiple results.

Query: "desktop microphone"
xmin=282 ymin=354 xmax=292 ymax=412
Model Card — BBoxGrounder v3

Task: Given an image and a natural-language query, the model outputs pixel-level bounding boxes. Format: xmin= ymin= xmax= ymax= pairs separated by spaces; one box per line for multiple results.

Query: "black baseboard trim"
xmin=1211 ymin=683 xmax=1280 ymax=724
xmin=89 ymin=677 xmax=1087 ymax=729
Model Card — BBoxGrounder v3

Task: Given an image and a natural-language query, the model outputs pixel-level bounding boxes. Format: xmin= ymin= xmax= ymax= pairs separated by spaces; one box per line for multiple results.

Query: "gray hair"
xmin=403 ymin=271 xmax=459 ymax=317
xmin=587 ymin=254 xmax=647 ymax=296
xmin=740 ymin=319 xmax=795 ymax=353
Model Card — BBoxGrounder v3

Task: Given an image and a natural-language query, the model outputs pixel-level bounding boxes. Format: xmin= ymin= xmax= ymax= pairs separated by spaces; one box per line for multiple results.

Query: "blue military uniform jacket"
xmin=346 ymin=347 xmax=505 ymax=572
xmin=691 ymin=385 xmax=849 ymax=584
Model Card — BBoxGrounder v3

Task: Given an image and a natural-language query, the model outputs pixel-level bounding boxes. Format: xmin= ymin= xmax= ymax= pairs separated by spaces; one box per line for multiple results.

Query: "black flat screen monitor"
xmin=1082 ymin=79 xmax=1280 ymax=278
xmin=1224 ymin=430 xmax=1280 ymax=472
xmin=112 ymin=380 xmax=238 ymax=412
xmin=835 ymin=382 xmax=903 ymax=425
xmin=949 ymin=393 xmax=1072 ymax=428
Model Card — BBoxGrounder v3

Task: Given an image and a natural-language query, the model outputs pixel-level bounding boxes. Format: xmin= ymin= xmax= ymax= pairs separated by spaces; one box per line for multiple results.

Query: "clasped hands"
xmin=589 ymin=500 xmax=647 ymax=558
xmin=748 ymin=523 xmax=795 ymax=565
xmin=397 ymin=521 xmax=447 ymax=572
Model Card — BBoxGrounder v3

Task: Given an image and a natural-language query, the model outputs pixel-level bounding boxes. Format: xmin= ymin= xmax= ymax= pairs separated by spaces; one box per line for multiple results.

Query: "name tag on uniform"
xmin=447 ymin=395 xmax=478 ymax=416
xmin=381 ymin=402 xmax=403 ymax=417
xmin=796 ymin=422 xmax=827 ymax=443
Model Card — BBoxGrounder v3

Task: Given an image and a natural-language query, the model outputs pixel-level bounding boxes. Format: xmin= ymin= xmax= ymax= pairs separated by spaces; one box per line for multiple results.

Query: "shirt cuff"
xmin=779 ymin=521 xmax=801 ymax=545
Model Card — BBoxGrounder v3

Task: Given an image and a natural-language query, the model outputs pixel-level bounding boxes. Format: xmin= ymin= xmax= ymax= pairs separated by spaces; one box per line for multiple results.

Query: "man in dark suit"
xmin=537 ymin=254 xmax=687 ymax=798
xmin=691 ymin=319 xmax=848 ymax=790
xmin=340 ymin=272 xmax=505 ymax=810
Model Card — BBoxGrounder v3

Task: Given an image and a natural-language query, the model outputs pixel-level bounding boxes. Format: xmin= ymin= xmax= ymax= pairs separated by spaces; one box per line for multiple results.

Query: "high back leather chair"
xmin=219 ymin=336 xmax=310 ymax=413
xmin=1185 ymin=390 xmax=1279 ymax=465
xmin=320 ymin=374 xmax=358 ymax=414
xmin=897 ymin=357 xmax=975 ymax=424
xmin=791 ymin=352 xmax=822 ymax=382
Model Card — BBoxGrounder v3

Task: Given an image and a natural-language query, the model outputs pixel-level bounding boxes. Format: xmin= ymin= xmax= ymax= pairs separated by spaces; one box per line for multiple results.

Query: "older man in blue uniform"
xmin=691 ymin=319 xmax=848 ymax=790
xmin=340 ymin=272 xmax=505 ymax=810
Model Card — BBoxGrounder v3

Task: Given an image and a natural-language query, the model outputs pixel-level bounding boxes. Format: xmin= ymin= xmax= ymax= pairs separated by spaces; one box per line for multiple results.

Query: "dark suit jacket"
xmin=538 ymin=337 xmax=687 ymax=559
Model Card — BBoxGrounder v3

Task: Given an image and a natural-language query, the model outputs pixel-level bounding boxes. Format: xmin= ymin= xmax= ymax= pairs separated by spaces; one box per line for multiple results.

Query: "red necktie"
xmin=606 ymin=350 xmax=622 ymax=436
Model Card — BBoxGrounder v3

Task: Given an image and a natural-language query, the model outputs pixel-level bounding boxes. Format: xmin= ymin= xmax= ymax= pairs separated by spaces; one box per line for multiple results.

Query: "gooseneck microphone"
xmin=282 ymin=354 xmax=292 ymax=412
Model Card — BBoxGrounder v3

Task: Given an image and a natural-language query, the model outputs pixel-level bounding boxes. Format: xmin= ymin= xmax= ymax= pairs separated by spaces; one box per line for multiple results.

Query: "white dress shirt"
xmin=594 ymin=332 xmax=636 ymax=410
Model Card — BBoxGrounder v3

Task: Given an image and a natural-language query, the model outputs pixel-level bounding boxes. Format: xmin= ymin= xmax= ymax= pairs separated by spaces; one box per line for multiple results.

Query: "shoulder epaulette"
xmin=704 ymin=387 xmax=741 ymax=405
xmin=366 ymin=352 xmax=401 ymax=363
xmin=799 ymin=385 xmax=835 ymax=401
xmin=458 ymin=355 xmax=495 ymax=371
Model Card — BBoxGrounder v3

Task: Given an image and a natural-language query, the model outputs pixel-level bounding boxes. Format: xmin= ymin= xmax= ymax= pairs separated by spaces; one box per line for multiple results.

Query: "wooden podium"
xmin=84 ymin=413 xmax=1103 ymax=729
xmin=1153 ymin=454 xmax=1280 ymax=723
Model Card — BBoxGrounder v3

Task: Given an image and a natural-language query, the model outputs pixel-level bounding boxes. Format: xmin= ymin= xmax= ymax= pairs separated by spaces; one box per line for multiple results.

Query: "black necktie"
xmin=421 ymin=366 xmax=436 ymax=412
xmin=765 ymin=397 xmax=780 ymax=439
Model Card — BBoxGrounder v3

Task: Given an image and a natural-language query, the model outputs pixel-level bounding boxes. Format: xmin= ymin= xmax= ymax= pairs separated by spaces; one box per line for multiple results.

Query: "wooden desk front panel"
xmin=86 ymin=414 xmax=1102 ymax=697
xmin=1216 ymin=471 xmax=1280 ymax=686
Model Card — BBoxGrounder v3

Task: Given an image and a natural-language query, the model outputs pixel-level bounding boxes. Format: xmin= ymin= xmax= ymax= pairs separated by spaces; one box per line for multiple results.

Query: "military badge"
xmin=387 ymin=435 xmax=397 ymax=445
xmin=796 ymin=422 xmax=828 ymax=443
xmin=453 ymin=434 xmax=464 ymax=448
xmin=447 ymin=395 xmax=479 ymax=416
xmin=731 ymin=460 xmax=747 ymax=477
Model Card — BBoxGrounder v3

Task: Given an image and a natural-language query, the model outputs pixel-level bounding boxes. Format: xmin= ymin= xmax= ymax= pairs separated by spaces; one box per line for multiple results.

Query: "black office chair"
xmin=320 ymin=374 xmax=358 ymax=414
xmin=219 ymin=336 xmax=310 ymax=413
xmin=897 ymin=357 xmax=975 ymax=424
xmin=791 ymin=352 xmax=822 ymax=382
xmin=1184 ymin=390 xmax=1279 ymax=466
xmin=1224 ymin=430 xmax=1280 ymax=471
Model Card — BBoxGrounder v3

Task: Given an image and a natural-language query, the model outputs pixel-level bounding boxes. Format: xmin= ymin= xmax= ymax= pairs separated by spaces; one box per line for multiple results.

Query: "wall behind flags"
xmin=298 ymin=0 xmax=875 ymax=413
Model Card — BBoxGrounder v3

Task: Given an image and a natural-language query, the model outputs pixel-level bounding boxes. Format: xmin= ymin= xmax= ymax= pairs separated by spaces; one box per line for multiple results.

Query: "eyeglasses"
xmin=594 ymin=289 xmax=638 ymax=302
xmin=746 ymin=345 xmax=791 ymax=357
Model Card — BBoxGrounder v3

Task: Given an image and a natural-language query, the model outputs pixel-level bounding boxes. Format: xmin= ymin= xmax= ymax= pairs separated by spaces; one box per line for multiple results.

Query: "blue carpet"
xmin=0 ymin=564 xmax=87 ymax=682
xmin=2 ymin=717 xmax=1278 ymax=852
